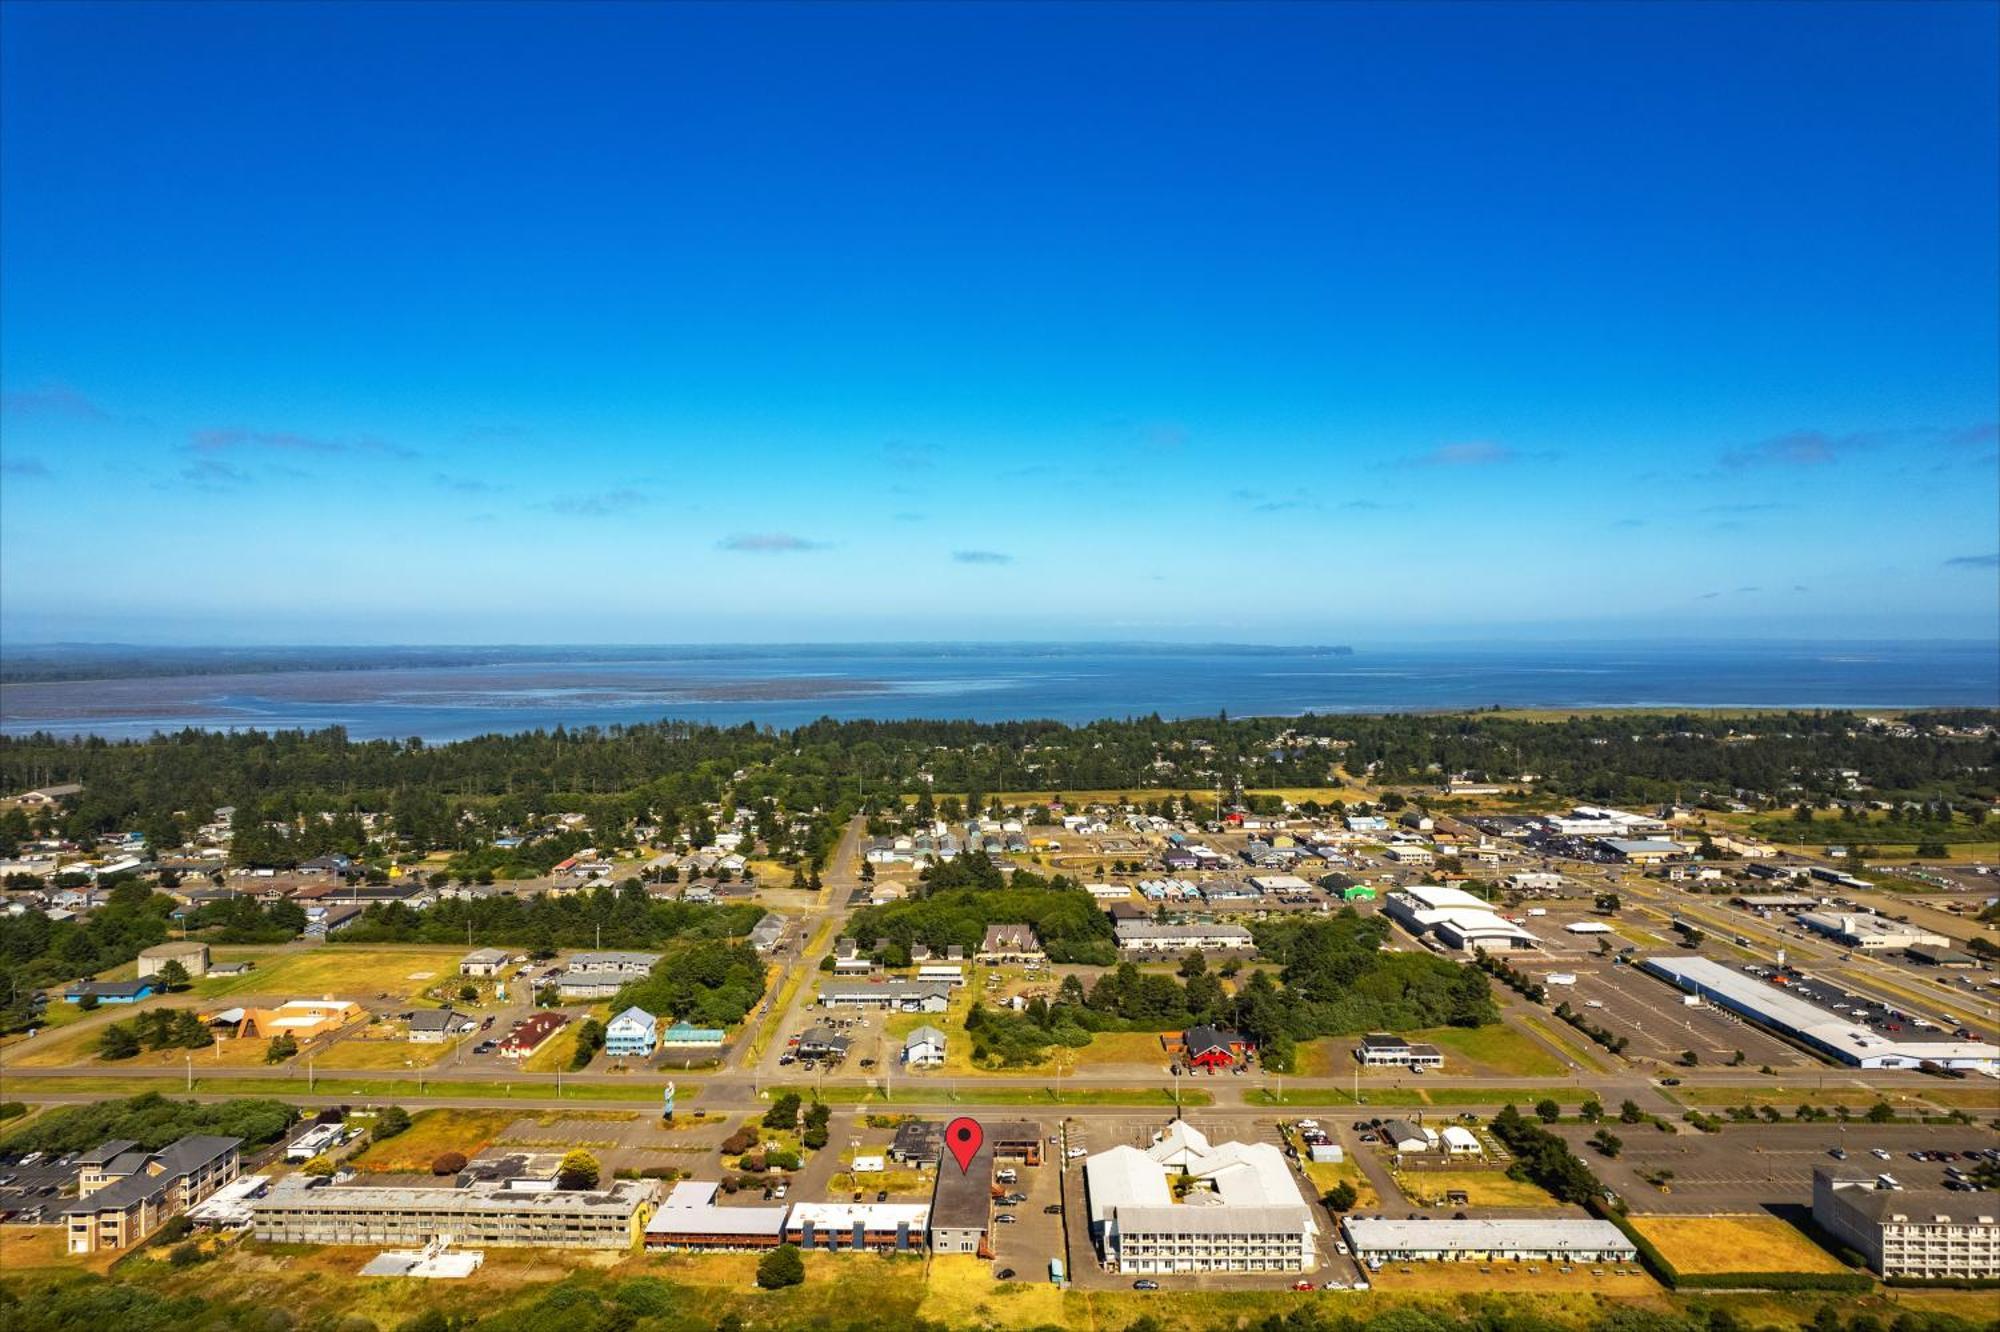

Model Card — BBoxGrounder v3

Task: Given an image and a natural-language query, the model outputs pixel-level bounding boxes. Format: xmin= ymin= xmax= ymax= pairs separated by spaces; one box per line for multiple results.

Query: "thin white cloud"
xmin=719 ymin=532 xmax=829 ymax=552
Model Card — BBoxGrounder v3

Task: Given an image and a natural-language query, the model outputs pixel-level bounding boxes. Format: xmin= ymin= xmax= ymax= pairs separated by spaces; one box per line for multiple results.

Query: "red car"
xmin=1291 ymin=1280 xmax=1315 ymax=1291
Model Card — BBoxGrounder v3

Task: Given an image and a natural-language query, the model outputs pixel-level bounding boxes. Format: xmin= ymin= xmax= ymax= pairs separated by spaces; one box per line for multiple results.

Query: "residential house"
xmin=604 ymin=1006 xmax=659 ymax=1057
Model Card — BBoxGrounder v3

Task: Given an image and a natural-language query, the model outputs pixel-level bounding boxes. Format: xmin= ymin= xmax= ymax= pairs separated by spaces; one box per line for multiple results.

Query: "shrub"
xmin=373 ymin=1105 xmax=412 ymax=1139
xmin=557 ymin=1149 xmax=601 ymax=1190
xmin=431 ymin=1151 xmax=467 ymax=1176
xmin=757 ymin=1243 xmax=806 ymax=1289
xmin=168 ymin=1241 xmax=205 ymax=1267
xmin=155 ymin=1214 xmax=196 ymax=1244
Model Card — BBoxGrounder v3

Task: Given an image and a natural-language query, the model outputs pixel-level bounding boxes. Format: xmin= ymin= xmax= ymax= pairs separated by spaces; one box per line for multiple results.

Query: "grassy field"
xmin=5 ymin=1015 xmax=294 ymax=1069
xmin=1517 ymin=1014 xmax=1610 ymax=1073
xmin=195 ymin=945 xmax=468 ymax=1002
xmin=0 ymin=1224 xmax=126 ymax=1281
xmin=1631 ymin=1215 xmax=1847 ymax=1275
xmin=1393 ymin=1168 xmax=1562 ymax=1208
xmin=1410 ymin=1024 xmax=1569 ymax=1078
xmin=1365 ymin=1261 xmax=1659 ymax=1296
xmin=311 ymin=1029 xmax=459 ymax=1071
xmin=1302 ymin=1156 xmax=1380 ymax=1209
xmin=348 ymin=1107 xmax=524 ymax=1172
xmin=0 ymin=1071 xmax=694 ymax=1103
xmin=919 ymin=1255 xmax=1067 ymax=1328
xmin=814 ymin=1084 xmax=1212 ymax=1107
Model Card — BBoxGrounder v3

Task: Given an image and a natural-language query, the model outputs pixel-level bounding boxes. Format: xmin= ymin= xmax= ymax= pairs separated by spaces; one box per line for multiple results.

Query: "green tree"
xmin=301 ymin=1154 xmax=337 ymax=1177
xmin=374 ymin=1106 xmax=412 ymax=1139
xmin=756 ymin=1243 xmax=806 ymax=1289
xmin=1534 ymin=1098 xmax=1561 ymax=1123
xmin=557 ymin=1149 xmax=601 ymax=1190
xmin=1579 ymin=1098 xmax=1604 ymax=1123
xmin=763 ymin=1092 xmax=802 ymax=1131
xmin=265 ymin=1033 xmax=298 ymax=1064
xmin=1865 ymin=1101 xmax=1894 ymax=1124
xmin=155 ymin=959 xmax=191 ymax=991
xmin=1322 ymin=1180 xmax=1358 ymax=1213
xmin=99 ymin=1024 xmax=140 ymax=1060
xmin=1618 ymin=1099 xmax=1643 ymax=1125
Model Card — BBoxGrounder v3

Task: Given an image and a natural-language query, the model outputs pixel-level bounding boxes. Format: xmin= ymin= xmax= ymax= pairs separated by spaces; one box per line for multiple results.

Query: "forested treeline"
xmin=5 ymin=711 xmax=1991 ymax=860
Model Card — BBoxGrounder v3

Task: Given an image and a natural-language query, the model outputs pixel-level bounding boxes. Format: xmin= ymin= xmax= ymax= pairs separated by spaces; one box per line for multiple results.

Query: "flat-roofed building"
xmin=1798 ymin=912 xmax=1949 ymax=952
xmin=1598 ymin=838 xmax=1682 ymax=865
xmin=818 ymin=980 xmax=950 ymax=1011
xmin=927 ymin=1134 xmax=994 ymax=1254
xmin=643 ymin=1181 xmax=787 ymax=1250
xmin=788 ymin=1201 xmax=930 ymax=1252
xmin=1641 ymin=955 xmax=1998 ymax=1072
xmin=1354 ymin=1033 xmax=1444 ymax=1069
xmin=249 ymin=1174 xmax=661 ymax=1249
xmin=1113 ymin=920 xmax=1255 ymax=954
xmin=1813 ymin=1169 xmax=1999 ymax=1279
xmin=1343 ymin=1217 xmax=1636 ymax=1263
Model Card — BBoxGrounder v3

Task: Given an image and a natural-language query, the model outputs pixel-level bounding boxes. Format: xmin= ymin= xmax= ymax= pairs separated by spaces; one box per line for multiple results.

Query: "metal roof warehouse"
xmin=1641 ymin=955 xmax=1998 ymax=1072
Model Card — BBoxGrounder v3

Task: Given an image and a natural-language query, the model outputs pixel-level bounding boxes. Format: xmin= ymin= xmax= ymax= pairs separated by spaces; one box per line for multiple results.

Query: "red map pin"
xmin=944 ymin=1116 xmax=983 ymax=1174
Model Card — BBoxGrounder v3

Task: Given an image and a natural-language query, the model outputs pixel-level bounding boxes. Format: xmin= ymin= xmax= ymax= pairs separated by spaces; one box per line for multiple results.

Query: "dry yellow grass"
xmin=347 ymin=1108 xmax=521 ymax=1172
xmin=1393 ymin=1169 xmax=1561 ymax=1209
xmin=1632 ymin=1215 xmax=1847 ymax=1275
xmin=195 ymin=945 xmax=466 ymax=1002
xmin=8 ymin=1022 xmax=275 ymax=1069
xmin=0 ymin=1224 xmax=124 ymax=1278
xmin=311 ymin=1030 xmax=457 ymax=1070
xmin=919 ymin=1254 xmax=1066 ymax=1328
xmin=1365 ymin=1260 xmax=1659 ymax=1295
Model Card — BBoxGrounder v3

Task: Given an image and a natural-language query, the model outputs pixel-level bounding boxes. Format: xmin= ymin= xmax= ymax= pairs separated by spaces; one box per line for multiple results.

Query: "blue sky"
xmin=2 ymin=1 xmax=1996 ymax=645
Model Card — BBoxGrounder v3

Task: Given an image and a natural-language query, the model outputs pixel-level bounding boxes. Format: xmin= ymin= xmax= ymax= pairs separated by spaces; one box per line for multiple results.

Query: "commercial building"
xmin=1813 ymin=1169 xmax=1998 ymax=1279
xmin=1640 ymin=955 xmax=1999 ymax=1072
xmin=1083 ymin=1121 xmax=1317 ymax=1274
xmin=1548 ymin=806 xmax=1668 ymax=839
xmin=62 ymin=979 xmax=155 ymax=1004
xmin=604 ymin=1006 xmax=658 ymax=1057
xmin=558 ymin=951 xmax=660 ymax=999
xmin=1383 ymin=844 xmax=1434 ymax=866
xmin=1905 ymin=942 xmax=1978 ymax=968
xmin=137 ymin=941 xmax=211 ymax=979
xmin=789 ymin=1201 xmax=932 ymax=1252
xmin=643 ymin=1181 xmax=787 ymax=1250
xmin=1598 ymin=839 xmax=1682 ymax=865
xmin=250 ymin=1174 xmax=661 ymax=1249
xmin=1354 ymin=1033 xmax=1444 ymax=1069
xmin=928 ymin=1132 xmax=994 ymax=1255
xmin=460 ymin=947 xmax=512 ymax=977
xmin=1181 ymin=1025 xmax=1247 ymax=1069
xmin=64 ymin=1135 xmax=243 ymax=1254
xmin=226 ymin=999 xmax=362 ymax=1040
xmin=1113 ymin=920 xmax=1255 ymax=953
xmin=1342 ymin=1218 xmax=1636 ymax=1263
xmin=658 ymin=1020 xmax=724 ymax=1049
xmin=1384 ymin=885 xmax=1540 ymax=953
xmin=1797 ymin=912 xmax=1949 ymax=952
xmin=817 ymin=980 xmax=950 ymax=1011
xmin=407 ymin=1007 xmax=472 ymax=1044
xmin=497 ymin=1012 xmax=569 ymax=1059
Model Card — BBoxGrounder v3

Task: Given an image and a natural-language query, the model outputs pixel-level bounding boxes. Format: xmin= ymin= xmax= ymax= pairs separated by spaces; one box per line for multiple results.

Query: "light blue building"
xmin=604 ymin=1006 xmax=658 ymax=1058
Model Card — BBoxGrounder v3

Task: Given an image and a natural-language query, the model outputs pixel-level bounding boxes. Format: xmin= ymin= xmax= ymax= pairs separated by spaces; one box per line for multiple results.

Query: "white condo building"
xmin=1083 ymin=1122 xmax=1317 ymax=1274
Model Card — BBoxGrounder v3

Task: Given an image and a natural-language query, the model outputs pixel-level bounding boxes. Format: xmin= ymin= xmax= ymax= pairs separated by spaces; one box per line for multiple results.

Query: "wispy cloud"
xmin=1735 ymin=586 xmax=1761 ymax=594
xmin=1251 ymin=499 xmax=1318 ymax=514
xmin=174 ymin=457 xmax=253 ymax=490
xmin=1720 ymin=421 xmax=1997 ymax=470
xmin=951 ymin=549 xmax=1013 ymax=565
xmin=1610 ymin=517 xmax=1646 ymax=529
xmin=1392 ymin=441 xmax=1554 ymax=469
xmin=1 ymin=456 xmax=52 ymax=478
xmin=191 ymin=426 xmax=416 ymax=459
xmin=1699 ymin=502 xmax=1791 ymax=515
xmin=1696 ymin=591 xmax=1721 ymax=600
xmin=892 ymin=512 xmax=926 ymax=523
xmin=883 ymin=440 xmax=940 ymax=471
xmin=431 ymin=472 xmax=504 ymax=495
xmin=541 ymin=489 xmax=650 ymax=517
xmin=719 ymin=532 xmax=829 ymax=552
xmin=1943 ymin=552 xmax=1999 ymax=569
xmin=1 ymin=383 xmax=108 ymax=421
xmin=1339 ymin=499 xmax=1394 ymax=512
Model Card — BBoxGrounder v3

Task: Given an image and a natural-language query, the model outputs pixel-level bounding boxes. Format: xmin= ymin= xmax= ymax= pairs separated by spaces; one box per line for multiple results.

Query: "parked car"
xmin=994 ymin=1213 xmax=1017 ymax=1224
xmin=1133 ymin=1280 xmax=1160 ymax=1291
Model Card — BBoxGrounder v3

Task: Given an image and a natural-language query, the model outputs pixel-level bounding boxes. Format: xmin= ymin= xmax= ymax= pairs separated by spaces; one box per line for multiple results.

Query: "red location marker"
xmin=944 ymin=1116 xmax=983 ymax=1174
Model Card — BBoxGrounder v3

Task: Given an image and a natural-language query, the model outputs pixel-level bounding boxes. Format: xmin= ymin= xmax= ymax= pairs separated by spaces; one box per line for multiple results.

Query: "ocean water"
xmin=0 ymin=641 xmax=1994 ymax=742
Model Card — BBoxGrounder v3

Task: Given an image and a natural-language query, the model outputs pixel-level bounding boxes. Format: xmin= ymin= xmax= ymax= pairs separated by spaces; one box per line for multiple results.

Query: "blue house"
xmin=604 ymin=1006 xmax=658 ymax=1058
xmin=63 ymin=979 xmax=155 ymax=1005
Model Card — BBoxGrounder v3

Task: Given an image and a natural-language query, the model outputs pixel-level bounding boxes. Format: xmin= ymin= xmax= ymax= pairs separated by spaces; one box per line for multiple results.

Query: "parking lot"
xmin=0 ymin=1154 xmax=79 ymax=1226
xmin=1558 ymin=1121 xmax=1997 ymax=1215
xmin=989 ymin=1148 xmax=1064 ymax=1282
xmin=1558 ymin=964 xmax=1808 ymax=1067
